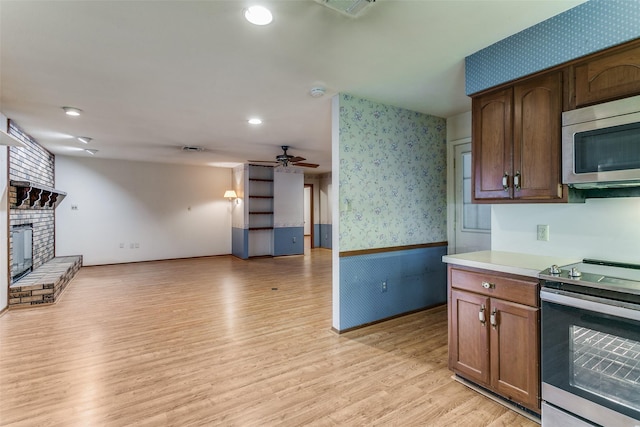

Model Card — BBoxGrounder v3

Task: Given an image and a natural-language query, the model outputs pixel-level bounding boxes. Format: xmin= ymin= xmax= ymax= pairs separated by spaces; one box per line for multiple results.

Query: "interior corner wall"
xmin=319 ymin=172 xmax=332 ymax=249
xmin=231 ymin=164 xmax=248 ymax=259
xmin=304 ymin=175 xmax=321 ymax=248
xmin=334 ymin=93 xmax=448 ymax=331
xmin=55 ymin=156 xmax=232 ymax=265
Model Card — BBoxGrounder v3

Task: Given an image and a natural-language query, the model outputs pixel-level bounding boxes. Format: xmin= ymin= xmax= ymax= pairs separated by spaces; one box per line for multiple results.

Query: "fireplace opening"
xmin=12 ymin=224 xmax=33 ymax=282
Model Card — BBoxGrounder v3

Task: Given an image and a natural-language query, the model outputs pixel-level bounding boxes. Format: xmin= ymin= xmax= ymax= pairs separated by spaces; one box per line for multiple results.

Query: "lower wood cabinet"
xmin=448 ymin=265 xmax=540 ymax=413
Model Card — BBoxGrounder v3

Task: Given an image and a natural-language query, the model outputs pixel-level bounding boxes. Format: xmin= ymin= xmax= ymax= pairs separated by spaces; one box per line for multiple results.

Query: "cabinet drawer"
xmin=449 ymin=267 xmax=538 ymax=307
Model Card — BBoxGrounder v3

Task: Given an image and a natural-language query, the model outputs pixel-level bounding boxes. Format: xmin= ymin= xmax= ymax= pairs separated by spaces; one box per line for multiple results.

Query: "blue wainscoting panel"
xmin=274 ymin=227 xmax=304 ymax=256
xmin=466 ymin=0 xmax=640 ymax=95
xmin=231 ymin=227 xmax=248 ymax=259
xmin=320 ymin=224 xmax=332 ymax=249
xmin=338 ymin=245 xmax=447 ymax=331
xmin=313 ymin=224 xmax=321 ymax=248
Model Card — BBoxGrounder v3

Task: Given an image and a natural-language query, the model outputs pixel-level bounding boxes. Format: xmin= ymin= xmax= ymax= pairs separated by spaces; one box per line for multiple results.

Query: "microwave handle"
xmin=502 ymin=173 xmax=509 ymax=191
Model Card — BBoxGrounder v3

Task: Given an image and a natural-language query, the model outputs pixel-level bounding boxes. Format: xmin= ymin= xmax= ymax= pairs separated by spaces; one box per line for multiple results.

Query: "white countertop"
xmin=442 ymin=250 xmax=581 ymax=278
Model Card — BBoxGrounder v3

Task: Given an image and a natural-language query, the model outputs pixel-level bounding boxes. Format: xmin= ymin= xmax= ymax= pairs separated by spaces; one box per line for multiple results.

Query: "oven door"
xmin=541 ymin=289 xmax=640 ymax=426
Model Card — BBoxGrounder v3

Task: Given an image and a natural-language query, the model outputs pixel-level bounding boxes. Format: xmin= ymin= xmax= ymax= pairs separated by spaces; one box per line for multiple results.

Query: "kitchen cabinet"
xmin=574 ymin=40 xmax=640 ymax=108
xmin=448 ymin=265 xmax=540 ymax=413
xmin=472 ymin=71 xmax=564 ymax=203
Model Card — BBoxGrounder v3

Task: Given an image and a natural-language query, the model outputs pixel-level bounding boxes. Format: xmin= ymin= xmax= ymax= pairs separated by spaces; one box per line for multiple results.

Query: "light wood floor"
xmin=0 ymin=249 xmax=538 ymax=426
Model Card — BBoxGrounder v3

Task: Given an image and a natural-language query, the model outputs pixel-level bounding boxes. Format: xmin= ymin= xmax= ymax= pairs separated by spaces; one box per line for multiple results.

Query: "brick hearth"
xmin=9 ymin=256 xmax=82 ymax=307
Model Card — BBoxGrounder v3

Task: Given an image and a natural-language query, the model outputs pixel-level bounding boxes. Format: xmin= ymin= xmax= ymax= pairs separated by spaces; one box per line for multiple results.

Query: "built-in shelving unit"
xmin=247 ymin=166 xmax=274 ymax=257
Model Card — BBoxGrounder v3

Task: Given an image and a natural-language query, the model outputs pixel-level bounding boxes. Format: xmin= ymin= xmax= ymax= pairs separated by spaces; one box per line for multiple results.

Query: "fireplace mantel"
xmin=10 ymin=180 xmax=67 ymax=209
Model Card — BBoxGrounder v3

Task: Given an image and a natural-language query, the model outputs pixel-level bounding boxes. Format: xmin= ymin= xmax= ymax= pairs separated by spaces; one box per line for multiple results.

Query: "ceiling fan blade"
xmin=248 ymin=160 xmax=279 ymax=164
xmin=289 ymin=156 xmax=306 ymax=162
xmin=291 ymin=162 xmax=319 ymax=168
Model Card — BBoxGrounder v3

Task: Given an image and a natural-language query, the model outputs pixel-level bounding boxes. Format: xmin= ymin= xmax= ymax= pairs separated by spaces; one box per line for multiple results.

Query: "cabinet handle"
xmin=481 ymin=281 xmax=495 ymax=289
xmin=514 ymin=171 xmax=521 ymax=190
xmin=479 ymin=305 xmax=486 ymax=324
xmin=490 ymin=308 xmax=498 ymax=328
xmin=502 ymin=173 xmax=509 ymax=191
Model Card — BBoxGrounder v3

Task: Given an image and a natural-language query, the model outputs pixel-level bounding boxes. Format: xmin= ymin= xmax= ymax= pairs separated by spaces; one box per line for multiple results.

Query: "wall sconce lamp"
xmin=224 ymin=190 xmax=238 ymax=202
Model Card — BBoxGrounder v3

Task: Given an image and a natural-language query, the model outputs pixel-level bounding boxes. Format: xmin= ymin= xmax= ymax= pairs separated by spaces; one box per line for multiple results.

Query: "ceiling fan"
xmin=249 ymin=145 xmax=319 ymax=168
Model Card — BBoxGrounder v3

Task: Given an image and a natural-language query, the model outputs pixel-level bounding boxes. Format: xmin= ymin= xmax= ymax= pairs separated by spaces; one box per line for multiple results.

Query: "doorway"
xmin=453 ymin=141 xmax=491 ymax=253
xmin=304 ymin=184 xmax=314 ymax=254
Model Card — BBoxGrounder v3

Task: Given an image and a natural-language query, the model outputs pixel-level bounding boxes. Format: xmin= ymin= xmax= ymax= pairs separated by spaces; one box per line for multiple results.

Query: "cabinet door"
xmin=575 ymin=42 xmax=640 ymax=107
xmin=449 ymin=289 xmax=490 ymax=386
xmin=489 ymin=298 xmax=540 ymax=411
xmin=513 ymin=72 xmax=563 ymax=200
xmin=472 ymin=88 xmax=513 ymax=201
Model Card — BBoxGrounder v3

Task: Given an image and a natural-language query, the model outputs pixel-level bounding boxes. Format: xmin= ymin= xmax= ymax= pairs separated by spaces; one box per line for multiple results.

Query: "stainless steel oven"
xmin=540 ymin=260 xmax=640 ymax=427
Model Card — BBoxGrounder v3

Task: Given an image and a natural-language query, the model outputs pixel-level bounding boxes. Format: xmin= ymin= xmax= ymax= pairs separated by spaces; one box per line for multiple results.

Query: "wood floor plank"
xmin=0 ymin=250 xmax=538 ymax=426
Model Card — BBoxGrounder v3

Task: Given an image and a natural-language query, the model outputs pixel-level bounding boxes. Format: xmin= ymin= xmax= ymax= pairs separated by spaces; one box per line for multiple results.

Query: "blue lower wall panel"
xmin=319 ymin=224 xmax=332 ymax=249
xmin=339 ymin=245 xmax=447 ymax=331
xmin=313 ymin=224 xmax=321 ymax=248
xmin=274 ymin=227 xmax=304 ymax=256
xmin=232 ymin=227 xmax=248 ymax=259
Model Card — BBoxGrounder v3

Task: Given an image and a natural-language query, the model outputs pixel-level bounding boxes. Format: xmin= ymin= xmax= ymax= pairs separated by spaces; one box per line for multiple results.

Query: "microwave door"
xmin=562 ymin=113 xmax=640 ymax=186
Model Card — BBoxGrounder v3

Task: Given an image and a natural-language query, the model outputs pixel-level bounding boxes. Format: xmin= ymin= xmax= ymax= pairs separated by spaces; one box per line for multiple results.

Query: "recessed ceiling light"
xmin=85 ymin=149 xmax=98 ymax=155
xmin=244 ymin=6 xmax=273 ymax=25
xmin=77 ymin=136 xmax=92 ymax=144
xmin=248 ymin=118 xmax=263 ymax=125
xmin=62 ymin=106 xmax=82 ymax=116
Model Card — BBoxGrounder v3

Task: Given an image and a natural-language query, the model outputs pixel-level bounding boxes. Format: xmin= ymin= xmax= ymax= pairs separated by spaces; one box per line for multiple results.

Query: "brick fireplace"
xmin=7 ymin=121 xmax=81 ymax=307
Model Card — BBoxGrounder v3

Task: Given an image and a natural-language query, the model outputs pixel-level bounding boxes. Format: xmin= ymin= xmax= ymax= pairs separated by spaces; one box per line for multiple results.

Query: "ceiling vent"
xmin=181 ymin=146 xmax=205 ymax=152
xmin=315 ymin=0 xmax=375 ymax=17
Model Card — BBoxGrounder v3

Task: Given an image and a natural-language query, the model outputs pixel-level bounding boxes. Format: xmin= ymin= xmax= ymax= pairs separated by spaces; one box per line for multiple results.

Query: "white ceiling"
xmin=0 ymin=0 xmax=585 ymax=173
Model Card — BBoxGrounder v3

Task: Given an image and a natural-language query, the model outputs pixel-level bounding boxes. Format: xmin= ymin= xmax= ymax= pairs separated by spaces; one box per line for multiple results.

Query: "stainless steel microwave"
xmin=562 ymin=94 xmax=640 ymax=189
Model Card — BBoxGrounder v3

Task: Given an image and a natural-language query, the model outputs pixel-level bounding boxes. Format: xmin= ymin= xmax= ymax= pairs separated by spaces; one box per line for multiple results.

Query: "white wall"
xmin=274 ymin=168 xmax=304 ymax=227
xmin=55 ymin=156 xmax=232 ymax=265
xmin=492 ymin=199 xmax=640 ymax=264
xmin=446 ymin=110 xmax=640 ymax=264
xmin=320 ymin=173 xmax=332 ymax=225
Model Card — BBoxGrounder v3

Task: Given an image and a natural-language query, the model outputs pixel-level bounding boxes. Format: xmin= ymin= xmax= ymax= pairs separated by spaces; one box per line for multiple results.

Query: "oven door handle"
xmin=541 ymin=289 xmax=640 ymax=322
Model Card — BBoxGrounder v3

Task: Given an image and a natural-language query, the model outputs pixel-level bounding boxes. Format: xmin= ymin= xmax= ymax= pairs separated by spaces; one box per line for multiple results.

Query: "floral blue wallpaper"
xmin=338 ymin=94 xmax=447 ymax=251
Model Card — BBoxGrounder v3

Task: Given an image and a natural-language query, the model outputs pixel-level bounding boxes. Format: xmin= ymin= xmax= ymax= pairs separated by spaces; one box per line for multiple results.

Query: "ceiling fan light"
xmin=244 ymin=6 xmax=273 ymax=26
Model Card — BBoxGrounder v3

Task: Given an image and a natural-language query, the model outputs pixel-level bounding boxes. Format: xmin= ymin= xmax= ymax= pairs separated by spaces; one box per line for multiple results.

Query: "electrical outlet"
xmin=292 ymin=236 xmax=296 ymax=243
xmin=381 ymin=281 xmax=387 ymax=292
xmin=537 ymin=224 xmax=550 ymax=241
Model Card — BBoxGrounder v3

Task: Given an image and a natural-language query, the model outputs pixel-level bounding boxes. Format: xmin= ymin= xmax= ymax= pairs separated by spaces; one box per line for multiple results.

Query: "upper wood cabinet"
xmin=574 ymin=40 xmax=640 ymax=108
xmin=472 ymin=71 xmax=564 ymax=203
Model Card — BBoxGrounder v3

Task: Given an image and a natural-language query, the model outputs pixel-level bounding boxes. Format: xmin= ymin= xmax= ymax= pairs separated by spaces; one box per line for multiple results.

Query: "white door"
xmin=454 ymin=142 xmax=491 ymax=253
